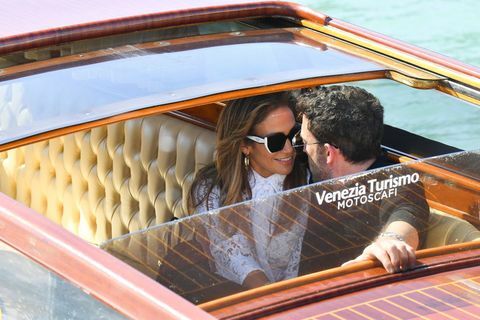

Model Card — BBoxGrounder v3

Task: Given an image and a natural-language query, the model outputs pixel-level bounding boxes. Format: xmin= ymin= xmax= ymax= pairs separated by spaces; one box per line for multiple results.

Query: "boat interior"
xmin=0 ymin=95 xmax=478 ymax=247
xmin=0 ymin=15 xmax=479 ymax=309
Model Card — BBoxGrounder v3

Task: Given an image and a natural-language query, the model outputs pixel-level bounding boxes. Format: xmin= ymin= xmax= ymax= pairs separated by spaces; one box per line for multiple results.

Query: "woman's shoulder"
xmin=194 ymin=178 xmax=220 ymax=198
xmin=191 ymin=164 xmax=217 ymax=192
xmin=191 ymin=169 xmax=221 ymax=213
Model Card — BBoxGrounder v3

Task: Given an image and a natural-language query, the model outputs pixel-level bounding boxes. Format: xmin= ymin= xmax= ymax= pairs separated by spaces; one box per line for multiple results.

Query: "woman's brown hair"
xmin=189 ymin=92 xmax=307 ymax=213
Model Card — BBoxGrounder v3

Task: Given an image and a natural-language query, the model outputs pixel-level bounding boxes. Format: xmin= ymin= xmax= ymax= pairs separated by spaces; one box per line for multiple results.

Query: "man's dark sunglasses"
xmin=246 ymin=124 xmax=302 ymax=153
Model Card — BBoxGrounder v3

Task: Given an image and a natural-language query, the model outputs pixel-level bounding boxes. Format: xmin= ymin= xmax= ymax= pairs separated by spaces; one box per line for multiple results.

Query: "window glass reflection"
xmin=101 ymin=150 xmax=480 ymax=304
xmin=0 ymin=242 xmax=126 ymax=319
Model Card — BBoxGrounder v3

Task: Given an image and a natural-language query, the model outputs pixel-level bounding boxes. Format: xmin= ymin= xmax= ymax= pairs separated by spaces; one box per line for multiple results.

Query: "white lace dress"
xmin=195 ymin=170 xmax=307 ymax=285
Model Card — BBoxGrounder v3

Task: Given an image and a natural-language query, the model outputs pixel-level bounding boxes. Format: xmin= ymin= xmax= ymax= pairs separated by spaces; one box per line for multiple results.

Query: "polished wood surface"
xmin=0 ymin=0 xmax=328 ymax=54
xmin=262 ymin=264 xmax=480 ymax=320
xmin=327 ymin=19 xmax=480 ymax=80
xmin=202 ymin=240 xmax=480 ymax=314
xmin=398 ymin=155 xmax=480 ymax=219
xmin=0 ymin=28 xmax=298 ymax=81
xmin=204 ymin=244 xmax=480 ymax=319
xmin=298 ymin=28 xmax=443 ymax=85
xmin=176 ymin=103 xmax=224 ymax=128
xmin=302 ymin=19 xmax=480 ymax=89
xmin=0 ymin=192 xmax=216 ymax=320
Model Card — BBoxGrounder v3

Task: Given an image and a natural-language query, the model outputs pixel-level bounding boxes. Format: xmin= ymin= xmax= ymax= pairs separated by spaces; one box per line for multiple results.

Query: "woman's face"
xmin=243 ymin=106 xmax=297 ymax=177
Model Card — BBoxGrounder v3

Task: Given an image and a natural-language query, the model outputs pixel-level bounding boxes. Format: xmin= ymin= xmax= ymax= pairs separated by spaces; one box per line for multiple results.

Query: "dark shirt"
xmin=299 ymin=156 xmax=430 ymax=275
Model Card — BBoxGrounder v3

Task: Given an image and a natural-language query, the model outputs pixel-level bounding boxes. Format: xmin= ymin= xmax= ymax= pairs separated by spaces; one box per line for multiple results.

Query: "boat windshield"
xmin=101 ymin=150 xmax=480 ymax=304
xmin=0 ymin=27 xmax=384 ymax=146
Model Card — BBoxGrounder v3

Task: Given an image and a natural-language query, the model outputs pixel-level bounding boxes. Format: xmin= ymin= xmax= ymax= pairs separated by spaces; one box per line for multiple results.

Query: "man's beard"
xmin=308 ymin=149 xmax=331 ymax=182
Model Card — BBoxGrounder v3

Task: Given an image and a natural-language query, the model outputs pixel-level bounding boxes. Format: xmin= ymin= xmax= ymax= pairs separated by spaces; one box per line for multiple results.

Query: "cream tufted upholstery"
xmin=424 ymin=209 xmax=480 ymax=248
xmin=0 ymin=114 xmax=216 ymax=244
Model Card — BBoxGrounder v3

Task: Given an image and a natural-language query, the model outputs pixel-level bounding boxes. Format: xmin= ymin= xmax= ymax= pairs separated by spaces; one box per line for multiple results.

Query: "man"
xmin=295 ymin=85 xmax=429 ymax=273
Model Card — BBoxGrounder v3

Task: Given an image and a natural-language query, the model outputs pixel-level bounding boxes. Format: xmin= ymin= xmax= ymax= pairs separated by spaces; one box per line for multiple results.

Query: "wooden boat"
xmin=0 ymin=1 xmax=479 ymax=318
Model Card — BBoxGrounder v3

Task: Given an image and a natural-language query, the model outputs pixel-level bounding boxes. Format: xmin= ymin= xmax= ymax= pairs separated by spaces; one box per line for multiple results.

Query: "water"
xmin=296 ymin=0 xmax=480 ymax=151
xmin=298 ymin=0 xmax=479 ymax=66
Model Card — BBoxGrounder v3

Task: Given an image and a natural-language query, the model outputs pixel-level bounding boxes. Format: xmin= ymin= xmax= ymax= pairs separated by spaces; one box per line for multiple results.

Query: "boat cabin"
xmin=0 ymin=1 xmax=479 ymax=318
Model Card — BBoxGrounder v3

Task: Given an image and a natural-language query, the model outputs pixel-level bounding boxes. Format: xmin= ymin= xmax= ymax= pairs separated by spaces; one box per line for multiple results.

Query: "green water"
xmin=296 ymin=0 xmax=480 ymax=151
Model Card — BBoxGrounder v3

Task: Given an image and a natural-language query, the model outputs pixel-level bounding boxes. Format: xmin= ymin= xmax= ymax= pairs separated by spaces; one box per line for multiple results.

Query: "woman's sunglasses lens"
xmin=265 ymin=124 xmax=300 ymax=153
xmin=266 ymin=134 xmax=288 ymax=153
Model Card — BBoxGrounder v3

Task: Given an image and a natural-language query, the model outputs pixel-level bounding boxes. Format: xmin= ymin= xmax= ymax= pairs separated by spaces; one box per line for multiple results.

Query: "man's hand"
xmin=342 ymin=221 xmax=420 ymax=273
xmin=342 ymin=236 xmax=416 ymax=273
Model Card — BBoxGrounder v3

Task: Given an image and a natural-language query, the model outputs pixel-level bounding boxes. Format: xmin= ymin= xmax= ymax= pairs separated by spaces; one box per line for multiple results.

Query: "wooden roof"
xmin=0 ymin=0 xmax=274 ymax=37
xmin=1 ymin=0 xmax=478 ymax=82
xmin=0 ymin=0 xmax=327 ymax=54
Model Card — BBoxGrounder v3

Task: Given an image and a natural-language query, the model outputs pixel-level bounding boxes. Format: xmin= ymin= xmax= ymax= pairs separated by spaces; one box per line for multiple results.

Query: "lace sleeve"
xmin=195 ymin=180 xmax=262 ymax=284
xmin=193 ymin=181 xmax=220 ymax=214
xmin=206 ymin=216 xmax=262 ymax=285
xmin=282 ymin=227 xmax=305 ymax=279
xmin=194 ymin=184 xmax=262 ymax=285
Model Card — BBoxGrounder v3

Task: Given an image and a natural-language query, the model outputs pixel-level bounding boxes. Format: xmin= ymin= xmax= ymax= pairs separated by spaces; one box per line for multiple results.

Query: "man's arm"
xmin=342 ymin=220 xmax=418 ymax=273
xmin=343 ymin=167 xmax=430 ymax=273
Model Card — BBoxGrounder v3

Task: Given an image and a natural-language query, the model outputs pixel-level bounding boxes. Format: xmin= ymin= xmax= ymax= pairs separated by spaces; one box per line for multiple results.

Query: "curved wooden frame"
xmin=1 ymin=0 xmax=478 ymax=83
xmin=0 ymin=193 xmax=215 ymax=319
xmin=396 ymin=155 xmax=480 ymax=221
xmin=0 ymin=25 xmax=447 ymax=152
xmin=1 ymin=1 xmax=479 ymax=318
xmin=201 ymin=242 xmax=480 ymax=318
xmin=302 ymin=19 xmax=480 ymax=88
xmin=0 ymin=1 xmax=327 ymax=55
xmin=0 ymin=70 xmax=385 ymax=152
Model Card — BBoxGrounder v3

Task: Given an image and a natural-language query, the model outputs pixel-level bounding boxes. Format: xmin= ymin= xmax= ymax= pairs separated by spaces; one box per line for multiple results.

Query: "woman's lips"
xmin=275 ymin=156 xmax=294 ymax=165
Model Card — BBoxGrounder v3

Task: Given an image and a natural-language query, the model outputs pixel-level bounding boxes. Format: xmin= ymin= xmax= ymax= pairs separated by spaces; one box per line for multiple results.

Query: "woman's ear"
xmin=240 ymin=141 xmax=251 ymax=157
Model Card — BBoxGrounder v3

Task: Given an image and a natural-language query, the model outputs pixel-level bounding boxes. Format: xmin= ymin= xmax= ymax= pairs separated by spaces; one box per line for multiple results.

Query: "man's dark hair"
xmin=295 ymin=85 xmax=384 ymax=163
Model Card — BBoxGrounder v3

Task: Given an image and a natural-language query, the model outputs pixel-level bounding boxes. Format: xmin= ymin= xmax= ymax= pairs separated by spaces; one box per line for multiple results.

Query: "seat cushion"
xmin=424 ymin=209 xmax=480 ymax=248
xmin=0 ymin=113 xmax=216 ymax=244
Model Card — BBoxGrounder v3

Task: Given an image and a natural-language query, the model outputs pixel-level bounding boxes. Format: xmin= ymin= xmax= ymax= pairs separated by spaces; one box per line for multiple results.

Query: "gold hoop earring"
xmin=244 ymin=155 xmax=250 ymax=168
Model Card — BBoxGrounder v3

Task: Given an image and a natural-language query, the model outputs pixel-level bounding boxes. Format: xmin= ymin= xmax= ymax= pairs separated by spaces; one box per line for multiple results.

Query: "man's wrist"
xmin=378 ymin=231 xmax=405 ymax=242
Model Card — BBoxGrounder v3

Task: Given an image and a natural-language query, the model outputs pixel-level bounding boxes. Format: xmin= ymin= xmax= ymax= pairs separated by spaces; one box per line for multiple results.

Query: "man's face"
xmin=300 ymin=115 xmax=331 ymax=182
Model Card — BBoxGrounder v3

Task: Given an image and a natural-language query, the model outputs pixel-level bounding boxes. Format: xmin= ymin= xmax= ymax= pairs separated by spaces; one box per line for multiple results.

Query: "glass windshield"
xmin=101 ymin=150 xmax=480 ymax=304
xmin=0 ymin=28 xmax=384 ymax=146
xmin=0 ymin=242 xmax=126 ymax=319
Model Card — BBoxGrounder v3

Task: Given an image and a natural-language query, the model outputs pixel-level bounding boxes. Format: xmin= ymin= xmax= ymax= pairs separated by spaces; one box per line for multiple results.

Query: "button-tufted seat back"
xmin=0 ymin=113 xmax=216 ymax=244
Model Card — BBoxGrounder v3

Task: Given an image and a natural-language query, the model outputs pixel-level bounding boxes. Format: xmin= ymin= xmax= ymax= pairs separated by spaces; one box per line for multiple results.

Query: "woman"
xmin=189 ymin=92 xmax=308 ymax=289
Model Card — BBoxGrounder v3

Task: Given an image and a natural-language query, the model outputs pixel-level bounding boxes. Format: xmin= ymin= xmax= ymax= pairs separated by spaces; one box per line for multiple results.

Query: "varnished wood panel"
xmin=398 ymin=155 xmax=480 ymax=219
xmin=178 ymin=103 xmax=225 ymax=127
xmin=0 ymin=29 xmax=299 ymax=82
xmin=0 ymin=192 xmax=215 ymax=320
xmin=204 ymin=244 xmax=480 ymax=319
xmin=261 ymin=265 xmax=480 ymax=320
xmin=325 ymin=19 xmax=480 ymax=82
xmin=0 ymin=1 xmax=328 ymax=54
